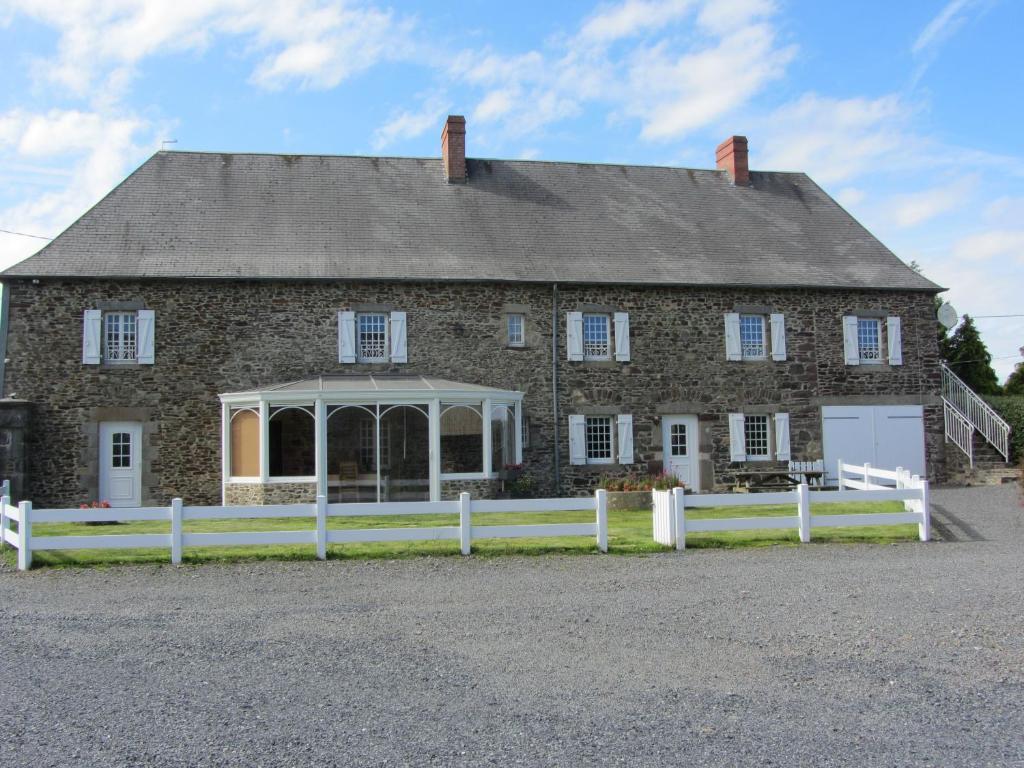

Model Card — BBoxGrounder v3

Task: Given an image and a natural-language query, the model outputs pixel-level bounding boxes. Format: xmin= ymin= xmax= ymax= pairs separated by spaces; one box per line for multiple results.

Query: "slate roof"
xmin=2 ymin=150 xmax=940 ymax=291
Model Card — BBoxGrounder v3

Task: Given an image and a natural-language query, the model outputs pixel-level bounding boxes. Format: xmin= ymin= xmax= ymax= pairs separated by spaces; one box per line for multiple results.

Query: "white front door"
xmin=662 ymin=415 xmax=699 ymax=491
xmin=99 ymin=422 xmax=142 ymax=507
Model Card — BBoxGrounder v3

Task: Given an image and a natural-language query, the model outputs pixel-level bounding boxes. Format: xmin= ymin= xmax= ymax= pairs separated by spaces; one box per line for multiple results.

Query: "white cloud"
xmin=579 ymin=0 xmax=696 ymax=42
xmin=757 ymin=93 xmax=911 ymax=185
xmin=372 ymin=96 xmax=451 ymax=151
xmin=7 ymin=0 xmax=415 ymax=99
xmin=890 ymin=176 xmax=976 ymax=228
xmin=0 ymin=107 xmax=160 ymax=270
xmin=836 ymin=187 xmax=865 ymax=208
xmin=950 ymin=229 xmax=1024 ymax=262
xmin=913 ymin=0 xmax=979 ymax=55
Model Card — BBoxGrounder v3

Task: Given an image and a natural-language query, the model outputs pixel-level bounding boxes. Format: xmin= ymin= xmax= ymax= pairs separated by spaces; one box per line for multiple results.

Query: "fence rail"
xmin=653 ymin=460 xmax=930 ymax=550
xmin=0 ymin=489 xmax=609 ymax=570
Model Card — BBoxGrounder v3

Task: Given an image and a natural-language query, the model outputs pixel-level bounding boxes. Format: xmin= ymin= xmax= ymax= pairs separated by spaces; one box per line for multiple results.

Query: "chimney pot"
xmin=442 ymin=115 xmax=467 ymax=183
xmin=716 ymin=135 xmax=749 ymax=186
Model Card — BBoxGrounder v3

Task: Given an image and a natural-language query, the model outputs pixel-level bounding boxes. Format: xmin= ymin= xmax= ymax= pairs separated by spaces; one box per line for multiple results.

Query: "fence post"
xmin=0 ymin=492 xmax=8 ymax=552
xmin=797 ymin=483 xmax=810 ymax=543
xmin=863 ymin=463 xmax=872 ymax=489
xmin=836 ymin=459 xmax=844 ymax=489
xmin=315 ymin=495 xmax=327 ymax=560
xmin=915 ymin=476 xmax=930 ymax=542
xmin=17 ymin=500 xmax=31 ymax=571
xmin=459 ymin=492 xmax=471 ymax=555
xmin=671 ymin=486 xmax=686 ymax=551
xmin=170 ymin=498 xmax=183 ymax=565
xmin=595 ymin=489 xmax=608 ymax=553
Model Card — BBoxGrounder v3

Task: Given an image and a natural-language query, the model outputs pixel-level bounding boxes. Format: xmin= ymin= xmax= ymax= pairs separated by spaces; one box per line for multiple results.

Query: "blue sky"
xmin=1 ymin=0 xmax=1022 ymax=379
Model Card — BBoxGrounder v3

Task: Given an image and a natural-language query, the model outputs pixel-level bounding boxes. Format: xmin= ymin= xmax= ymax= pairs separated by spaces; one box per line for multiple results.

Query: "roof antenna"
xmin=161 ymin=139 xmax=178 ymax=150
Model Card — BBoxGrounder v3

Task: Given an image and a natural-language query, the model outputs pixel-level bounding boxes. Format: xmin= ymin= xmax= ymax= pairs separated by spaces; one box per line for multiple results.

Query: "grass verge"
xmin=0 ymin=501 xmax=920 ymax=569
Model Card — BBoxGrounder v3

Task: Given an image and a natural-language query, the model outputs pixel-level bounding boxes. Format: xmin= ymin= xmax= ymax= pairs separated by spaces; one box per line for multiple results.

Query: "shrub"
xmin=598 ymin=471 xmax=684 ymax=492
xmin=984 ymin=395 xmax=1024 ymax=461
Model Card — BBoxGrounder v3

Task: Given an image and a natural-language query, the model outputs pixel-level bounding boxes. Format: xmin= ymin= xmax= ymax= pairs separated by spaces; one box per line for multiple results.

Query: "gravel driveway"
xmin=1 ymin=485 xmax=1022 ymax=767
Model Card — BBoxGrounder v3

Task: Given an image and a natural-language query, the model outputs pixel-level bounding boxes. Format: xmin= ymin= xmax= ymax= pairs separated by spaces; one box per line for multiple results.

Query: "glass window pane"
xmin=583 ymin=314 xmax=610 ymax=359
xmin=358 ymin=313 xmax=388 ymax=361
xmin=739 ymin=315 xmax=765 ymax=358
xmin=491 ymin=405 xmax=515 ymax=470
xmin=269 ymin=407 xmax=315 ymax=477
xmin=857 ymin=318 xmax=881 ymax=361
xmin=441 ymin=404 xmax=483 ymax=473
xmin=670 ymin=423 xmax=687 ymax=457
xmin=585 ymin=416 xmax=613 ymax=461
xmin=744 ymin=415 xmax=770 ymax=458
xmin=104 ymin=311 xmax=137 ymax=362
xmin=507 ymin=314 xmax=524 ymax=346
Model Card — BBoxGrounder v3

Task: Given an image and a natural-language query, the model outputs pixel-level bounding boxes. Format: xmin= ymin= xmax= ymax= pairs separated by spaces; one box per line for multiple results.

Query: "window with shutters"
xmin=357 ymin=313 xmax=388 ymax=363
xmin=585 ymin=416 xmax=614 ymax=463
xmin=856 ymin=318 xmax=882 ymax=363
xmin=739 ymin=315 xmax=767 ymax=359
xmin=506 ymin=313 xmax=525 ymax=347
xmin=582 ymin=314 xmax=611 ymax=361
xmin=103 ymin=312 xmax=137 ymax=363
xmin=744 ymin=415 xmax=771 ymax=459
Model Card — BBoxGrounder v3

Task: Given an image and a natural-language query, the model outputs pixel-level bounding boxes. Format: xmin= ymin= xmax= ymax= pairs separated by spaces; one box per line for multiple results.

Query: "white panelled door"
xmin=821 ymin=405 xmax=925 ymax=483
xmin=662 ymin=415 xmax=699 ymax=491
xmin=99 ymin=422 xmax=142 ymax=507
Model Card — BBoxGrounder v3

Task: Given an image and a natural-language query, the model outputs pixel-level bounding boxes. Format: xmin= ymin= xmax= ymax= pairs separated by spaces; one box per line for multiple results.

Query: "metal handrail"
xmin=940 ymin=363 xmax=1010 ymax=462
xmin=943 ymin=401 xmax=974 ymax=468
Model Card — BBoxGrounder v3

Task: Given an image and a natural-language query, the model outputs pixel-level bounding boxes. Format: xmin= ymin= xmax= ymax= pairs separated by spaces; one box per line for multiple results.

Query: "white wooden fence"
xmin=653 ymin=461 xmax=930 ymax=550
xmin=0 ymin=489 xmax=608 ymax=571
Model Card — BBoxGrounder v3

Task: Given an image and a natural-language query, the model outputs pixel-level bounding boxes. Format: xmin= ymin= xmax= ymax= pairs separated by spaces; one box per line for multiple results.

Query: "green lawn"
xmin=2 ymin=501 xmax=920 ymax=569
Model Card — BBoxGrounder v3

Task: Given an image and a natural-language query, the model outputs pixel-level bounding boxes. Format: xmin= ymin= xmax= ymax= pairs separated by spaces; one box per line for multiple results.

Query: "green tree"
xmin=1004 ymin=360 xmax=1024 ymax=396
xmin=944 ymin=315 xmax=1001 ymax=395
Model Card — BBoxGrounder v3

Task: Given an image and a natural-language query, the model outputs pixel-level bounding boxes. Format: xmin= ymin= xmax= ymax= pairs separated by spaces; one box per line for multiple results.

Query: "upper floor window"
xmin=338 ymin=310 xmax=407 ymax=364
xmin=357 ymin=313 xmax=388 ymax=363
xmin=567 ymin=311 xmax=630 ymax=362
xmin=82 ymin=308 xmax=154 ymax=366
xmin=582 ymin=314 xmax=611 ymax=361
xmin=739 ymin=315 xmax=766 ymax=359
xmin=856 ymin=318 xmax=882 ymax=363
xmin=843 ymin=315 xmax=901 ymax=367
xmin=725 ymin=312 xmax=786 ymax=361
xmin=507 ymin=313 xmax=525 ymax=347
xmin=104 ymin=311 xmax=138 ymax=363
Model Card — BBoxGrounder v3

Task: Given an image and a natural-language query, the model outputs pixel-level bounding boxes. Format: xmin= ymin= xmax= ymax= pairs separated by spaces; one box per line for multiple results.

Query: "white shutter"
xmin=774 ymin=413 xmax=791 ymax=461
xmin=613 ymin=312 xmax=631 ymax=362
xmin=568 ymin=415 xmax=587 ymax=465
xmin=82 ymin=309 xmax=102 ymax=365
xmin=389 ymin=311 xmax=407 ymax=363
xmin=842 ymin=316 xmax=860 ymax=365
xmin=566 ymin=312 xmax=583 ymax=361
xmin=724 ymin=313 xmax=741 ymax=361
xmin=338 ymin=311 xmax=356 ymax=364
xmin=728 ymin=413 xmax=746 ymax=462
xmin=616 ymin=414 xmax=634 ymax=464
xmin=770 ymin=313 xmax=786 ymax=361
xmin=137 ymin=310 xmax=155 ymax=364
xmin=887 ymin=316 xmax=902 ymax=366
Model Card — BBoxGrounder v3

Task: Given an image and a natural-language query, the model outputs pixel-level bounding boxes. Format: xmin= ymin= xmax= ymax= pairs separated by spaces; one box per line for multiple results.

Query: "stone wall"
xmin=2 ymin=278 xmax=943 ymax=506
xmin=223 ymin=481 xmax=317 ymax=506
xmin=440 ymin=478 xmax=501 ymax=500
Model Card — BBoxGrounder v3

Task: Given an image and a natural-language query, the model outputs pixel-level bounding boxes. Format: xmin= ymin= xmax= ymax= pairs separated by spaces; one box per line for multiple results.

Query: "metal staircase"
xmin=941 ymin=363 xmax=1011 ymax=467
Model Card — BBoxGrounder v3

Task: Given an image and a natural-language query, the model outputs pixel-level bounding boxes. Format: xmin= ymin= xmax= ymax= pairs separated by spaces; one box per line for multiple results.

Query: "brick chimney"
xmin=441 ymin=115 xmax=466 ymax=183
xmin=715 ymin=135 xmax=749 ymax=186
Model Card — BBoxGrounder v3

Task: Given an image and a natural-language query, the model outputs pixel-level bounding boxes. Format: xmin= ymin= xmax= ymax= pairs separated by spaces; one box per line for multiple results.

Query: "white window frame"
xmin=743 ymin=414 xmax=772 ymax=461
xmin=103 ymin=311 xmax=138 ymax=364
xmin=357 ymin=312 xmax=389 ymax=363
xmin=582 ymin=313 xmax=611 ymax=361
xmin=584 ymin=415 xmax=615 ymax=464
xmin=857 ymin=317 xmax=883 ymax=364
xmin=739 ymin=314 xmax=767 ymax=360
xmin=506 ymin=313 xmax=525 ymax=347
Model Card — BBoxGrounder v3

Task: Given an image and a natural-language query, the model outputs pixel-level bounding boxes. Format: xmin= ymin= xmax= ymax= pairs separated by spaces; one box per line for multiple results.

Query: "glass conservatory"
xmin=219 ymin=375 xmax=524 ymax=503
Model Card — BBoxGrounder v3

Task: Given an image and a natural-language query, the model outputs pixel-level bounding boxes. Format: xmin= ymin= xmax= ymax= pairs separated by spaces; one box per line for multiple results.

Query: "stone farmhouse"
xmin=0 ymin=115 xmax=949 ymax=508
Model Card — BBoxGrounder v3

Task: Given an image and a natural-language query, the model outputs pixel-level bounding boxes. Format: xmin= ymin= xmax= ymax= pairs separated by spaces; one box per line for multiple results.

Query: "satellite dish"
xmin=937 ymin=302 xmax=958 ymax=329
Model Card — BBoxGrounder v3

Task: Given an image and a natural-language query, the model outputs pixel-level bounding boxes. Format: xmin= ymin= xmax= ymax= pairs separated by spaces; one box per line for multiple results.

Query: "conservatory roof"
xmin=220 ymin=375 xmax=523 ymax=402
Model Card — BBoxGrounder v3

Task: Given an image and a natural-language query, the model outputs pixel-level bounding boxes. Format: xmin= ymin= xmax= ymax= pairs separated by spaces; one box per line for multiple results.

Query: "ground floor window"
xmin=585 ymin=416 xmax=614 ymax=463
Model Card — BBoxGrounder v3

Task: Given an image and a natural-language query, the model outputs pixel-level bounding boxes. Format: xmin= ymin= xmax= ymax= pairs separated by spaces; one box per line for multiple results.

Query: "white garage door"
xmin=822 ymin=405 xmax=925 ymax=484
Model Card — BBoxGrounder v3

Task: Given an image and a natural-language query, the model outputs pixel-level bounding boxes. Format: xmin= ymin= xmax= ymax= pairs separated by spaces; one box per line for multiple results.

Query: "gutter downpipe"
xmin=551 ymin=283 xmax=560 ymax=493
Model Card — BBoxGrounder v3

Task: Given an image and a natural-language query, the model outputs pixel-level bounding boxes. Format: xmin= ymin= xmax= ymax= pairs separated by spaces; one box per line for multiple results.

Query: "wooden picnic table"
xmin=734 ymin=468 xmax=825 ymax=492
